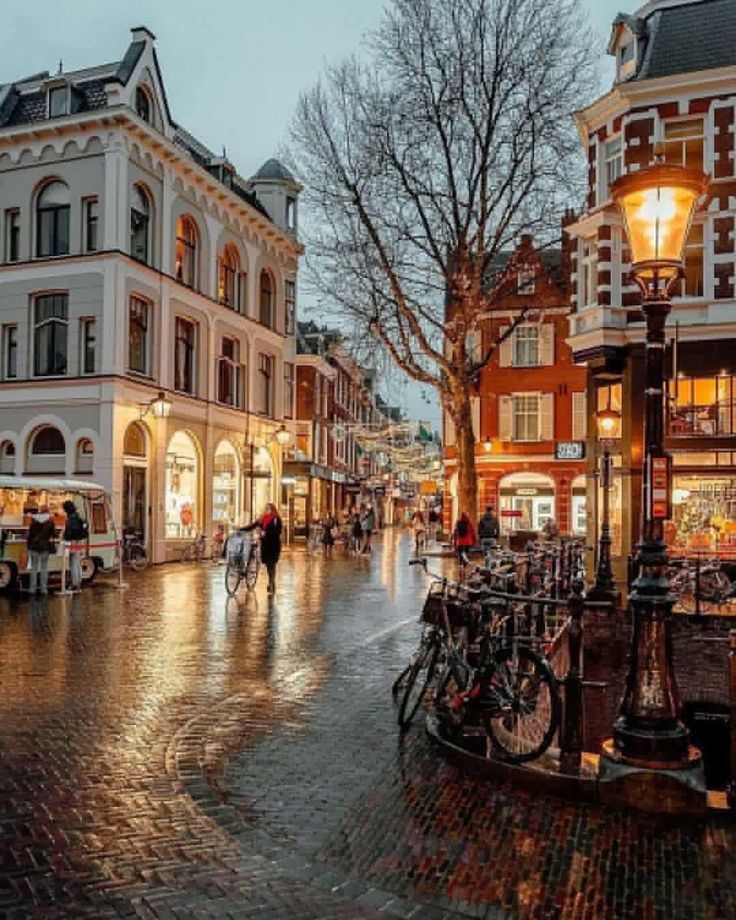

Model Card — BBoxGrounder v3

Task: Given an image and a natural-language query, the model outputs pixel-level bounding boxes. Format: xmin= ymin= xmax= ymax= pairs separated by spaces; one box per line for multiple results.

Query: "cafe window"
xmin=663 ymin=118 xmax=704 ymax=171
xmin=670 ymin=375 xmax=735 ymax=437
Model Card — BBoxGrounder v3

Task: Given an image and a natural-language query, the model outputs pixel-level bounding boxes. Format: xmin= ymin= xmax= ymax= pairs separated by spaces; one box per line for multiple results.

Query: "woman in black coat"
xmin=245 ymin=502 xmax=283 ymax=593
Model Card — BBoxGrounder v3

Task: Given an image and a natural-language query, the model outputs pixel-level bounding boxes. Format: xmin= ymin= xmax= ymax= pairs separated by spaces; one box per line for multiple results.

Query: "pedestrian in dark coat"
xmin=245 ymin=502 xmax=283 ymax=593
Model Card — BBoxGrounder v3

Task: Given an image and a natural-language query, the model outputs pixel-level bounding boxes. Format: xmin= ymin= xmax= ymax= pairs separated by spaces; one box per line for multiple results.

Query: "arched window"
xmin=0 ymin=440 xmax=15 ymax=474
xmin=135 ymin=86 xmax=151 ymax=123
xmin=76 ymin=437 xmax=94 ymax=474
xmin=36 ymin=180 xmax=70 ymax=257
xmin=31 ymin=426 xmax=66 ymax=455
xmin=259 ymin=270 xmax=274 ymax=328
xmin=165 ymin=430 xmax=200 ymax=538
xmin=130 ymin=185 xmax=151 ymax=265
xmin=123 ymin=421 xmax=147 ymax=458
xmin=175 ymin=216 xmax=198 ymax=289
xmin=218 ymin=244 xmax=241 ymax=310
xmin=217 ymin=336 xmax=242 ymax=408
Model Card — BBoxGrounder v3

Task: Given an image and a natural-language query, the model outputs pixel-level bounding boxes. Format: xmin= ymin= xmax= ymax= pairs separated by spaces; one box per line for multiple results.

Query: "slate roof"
xmin=253 ymin=158 xmax=296 ymax=183
xmin=622 ymin=0 xmax=736 ymax=81
xmin=0 ymin=30 xmax=276 ymax=226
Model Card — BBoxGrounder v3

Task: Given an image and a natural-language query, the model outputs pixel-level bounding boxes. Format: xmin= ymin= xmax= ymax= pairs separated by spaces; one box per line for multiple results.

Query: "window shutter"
xmin=471 ymin=396 xmax=481 ymax=440
xmin=499 ymin=395 xmax=512 ymax=441
xmin=499 ymin=326 xmax=512 ymax=367
xmin=540 ymin=323 xmax=555 ymax=365
xmin=540 ymin=393 xmax=554 ymax=440
xmin=572 ymin=391 xmax=587 ymax=441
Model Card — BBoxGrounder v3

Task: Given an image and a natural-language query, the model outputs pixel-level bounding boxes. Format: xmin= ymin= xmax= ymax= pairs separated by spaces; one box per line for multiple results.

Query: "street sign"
xmin=648 ymin=454 xmax=671 ymax=520
xmin=555 ymin=441 xmax=585 ymax=460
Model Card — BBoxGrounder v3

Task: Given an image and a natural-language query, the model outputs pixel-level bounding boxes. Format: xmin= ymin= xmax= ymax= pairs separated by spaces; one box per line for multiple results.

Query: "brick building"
xmin=443 ymin=233 xmax=587 ymax=536
xmin=567 ymin=0 xmax=736 ymax=568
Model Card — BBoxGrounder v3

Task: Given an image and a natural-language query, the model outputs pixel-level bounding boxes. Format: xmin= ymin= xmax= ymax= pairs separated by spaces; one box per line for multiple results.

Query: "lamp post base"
xmin=598 ymin=739 xmax=706 ymax=815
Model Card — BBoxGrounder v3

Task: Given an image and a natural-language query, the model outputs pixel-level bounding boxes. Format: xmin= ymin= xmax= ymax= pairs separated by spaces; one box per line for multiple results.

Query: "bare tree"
xmin=291 ymin=0 xmax=595 ymax=517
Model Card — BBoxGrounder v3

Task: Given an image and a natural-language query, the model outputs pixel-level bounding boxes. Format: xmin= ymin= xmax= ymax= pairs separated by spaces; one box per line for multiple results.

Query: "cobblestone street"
xmin=1 ymin=529 xmax=736 ymax=919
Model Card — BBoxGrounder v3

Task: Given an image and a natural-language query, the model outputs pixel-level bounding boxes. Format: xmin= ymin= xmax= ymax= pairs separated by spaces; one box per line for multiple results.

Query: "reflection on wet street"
xmin=1 ymin=528 xmax=735 ymax=920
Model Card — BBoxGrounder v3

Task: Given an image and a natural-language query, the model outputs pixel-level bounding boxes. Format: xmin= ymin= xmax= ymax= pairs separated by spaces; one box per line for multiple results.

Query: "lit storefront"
xmin=498 ymin=472 xmax=555 ymax=533
xmin=165 ymin=430 xmax=199 ymax=538
xmin=212 ymin=441 xmax=240 ymax=529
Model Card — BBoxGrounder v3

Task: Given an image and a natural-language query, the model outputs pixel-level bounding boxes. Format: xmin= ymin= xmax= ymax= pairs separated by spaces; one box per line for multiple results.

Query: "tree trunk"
xmin=448 ymin=388 xmax=478 ymax=522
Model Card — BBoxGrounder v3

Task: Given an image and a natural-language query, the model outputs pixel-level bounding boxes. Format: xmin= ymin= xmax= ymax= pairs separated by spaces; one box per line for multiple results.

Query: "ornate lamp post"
xmin=600 ymin=158 xmax=709 ymax=810
xmin=590 ymin=400 xmax=621 ymax=601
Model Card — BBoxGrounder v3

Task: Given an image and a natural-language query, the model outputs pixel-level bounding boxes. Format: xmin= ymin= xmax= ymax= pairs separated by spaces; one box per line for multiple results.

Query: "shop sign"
xmin=501 ymin=509 xmax=523 ymax=517
xmin=648 ymin=453 xmax=671 ymax=520
xmin=516 ymin=488 xmax=538 ymax=496
xmin=555 ymin=441 xmax=585 ymax=461
xmin=420 ymin=480 xmax=437 ymax=495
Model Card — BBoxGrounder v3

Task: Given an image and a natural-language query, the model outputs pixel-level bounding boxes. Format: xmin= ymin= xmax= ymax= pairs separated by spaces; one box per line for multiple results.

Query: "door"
xmin=123 ymin=466 xmax=147 ymax=542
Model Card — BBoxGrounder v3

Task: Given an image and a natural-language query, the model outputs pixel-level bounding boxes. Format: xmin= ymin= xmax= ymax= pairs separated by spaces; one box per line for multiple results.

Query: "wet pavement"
xmin=0 ymin=529 xmax=735 ymax=919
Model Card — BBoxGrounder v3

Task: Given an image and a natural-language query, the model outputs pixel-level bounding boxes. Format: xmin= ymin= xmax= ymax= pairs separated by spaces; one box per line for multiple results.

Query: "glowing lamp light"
xmin=141 ymin=391 xmax=172 ymax=420
xmin=274 ymin=424 xmax=292 ymax=448
xmin=596 ymin=404 xmax=621 ymax=440
xmin=611 ymin=163 xmax=708 ymax=284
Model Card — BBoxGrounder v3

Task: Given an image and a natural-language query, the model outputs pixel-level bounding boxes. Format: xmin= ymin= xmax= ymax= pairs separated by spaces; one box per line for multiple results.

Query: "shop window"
xmin=259 ymin=270 xmax=274 ymax=328
xmin=663 ymin=118 xmax=704 ymax=172
xmin=174 ymin=317 xmax=196 ymax=395
xmin=36 ymin=181 xmax=70 ymax=257
xmin=5 ymin=209 xmax=20 ymax=263
xmin=671 ymin=475 xmax=736 ymax=552
xmin=165 ymin=430 xmax=199 ymax=538
xmin=175 ymin=215 xmax=198 ymax=288
xmin=130 ymin=185 xmax=151 ymax=265
xmin=213 ymin=441 xmax=240 ymax=528
xmin=33 ymin=293 xmax=68 ymax=376
xmin=128 ymin=296 xmax=150 ymax=376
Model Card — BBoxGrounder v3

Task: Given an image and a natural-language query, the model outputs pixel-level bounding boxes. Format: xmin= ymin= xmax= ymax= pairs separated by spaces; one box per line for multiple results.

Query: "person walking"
xmin=244 ymin=502 xmax=283 ymax=593
xmin=411 ymin=508 xmax=426 ymax=557
xmin=27 ymin=504 xmax=56 ymax=595
xmin=322 ymin=512 xmax=337 ymax=556
xmin=478 ymin=505 xmax=500 ymax=566
xmin=428 ymin=506 xmax=440 ymax=544
xmin=62 ymin=499 xmax=88 ymax=591
xmin=453 ymin=511 xmax=477 ymax=572
xmin=361 ymin=503 xmax=376 ymax=554
xmin=351 ymin=512 xmax=363 ymax=554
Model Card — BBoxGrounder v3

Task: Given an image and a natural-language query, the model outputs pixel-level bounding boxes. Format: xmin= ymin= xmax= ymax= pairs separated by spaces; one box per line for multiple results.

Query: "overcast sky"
xmin=1 ymin=0 xmax=631 ymax=424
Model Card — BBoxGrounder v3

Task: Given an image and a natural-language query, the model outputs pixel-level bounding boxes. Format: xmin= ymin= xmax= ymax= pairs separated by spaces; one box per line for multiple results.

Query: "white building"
xmin=0 ymin=26 xmax=302 ymax=561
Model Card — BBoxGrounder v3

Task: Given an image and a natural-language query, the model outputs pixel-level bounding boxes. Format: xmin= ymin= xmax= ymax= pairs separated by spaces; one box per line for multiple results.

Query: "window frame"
xmin=512 ymin=325 xmax=540 ymax=368
xmin=175 ymin=217 xmax=198 ymax=289
xmin=174 ymin=316 xmax=197 ymax=395
xmin=512 ymin=393 xmax=540 ymax=442
xmin=283 ymin=362 xmax=295 ymax=419
xmin=2 ymin=324 xmax=17 ymax=380
xmin=32 ymin=292 xmax=69 ymax=378
xmin=48 ymin=86 xmax=69 ymax=118
xmin=5 ymin=209 xmax=20 ymax=263
xmin=257 ymin=352 xmax=274 ymax=416
xmin=36 ymin=181 xmax=70 ymax=258
xmin=130 ymin=185 xmax=151 ymax=265
xmin=217 ymin=335 xmax=242 ymax=408
xmin=83 ymin=197 xmax=99 ymax=253
xmin=662 ymin=117 xmax=705 ymax=172
xmin=259 ymin=271 xmax=274 ymax=328
xmin=80 ymin=317 xmax=96 ymax=375
xmin=128 ymin=295 xmax=151 ymax=377
xmin=284 ymin=279 xmax=296 ymax=335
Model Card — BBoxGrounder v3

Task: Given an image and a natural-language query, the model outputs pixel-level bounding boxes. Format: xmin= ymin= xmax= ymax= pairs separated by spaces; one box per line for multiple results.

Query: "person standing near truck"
xmin=27 ymin=505 xmax=56 ymax=595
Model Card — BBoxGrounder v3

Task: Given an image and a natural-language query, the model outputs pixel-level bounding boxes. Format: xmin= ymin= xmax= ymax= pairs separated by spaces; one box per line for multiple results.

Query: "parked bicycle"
xmin=395 ymin=559 xmax=561 ymax=764
xmin=121 ymin=531 xmax=148 ymax=570
xmin=668 ymin=556 xmax=735 ymax=613
xmin=225 ymin=531 xmax=261 ymax=595
xmin=179 ymin=532 xmax=211 ymax=563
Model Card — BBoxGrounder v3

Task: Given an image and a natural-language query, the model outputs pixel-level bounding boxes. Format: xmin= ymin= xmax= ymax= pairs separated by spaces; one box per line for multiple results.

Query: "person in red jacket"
xmin=453 ymin=511 xmax=477 ymax=570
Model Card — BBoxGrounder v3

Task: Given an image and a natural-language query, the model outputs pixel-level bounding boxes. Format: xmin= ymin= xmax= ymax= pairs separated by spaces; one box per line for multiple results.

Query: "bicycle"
xmin=396 ymin=560 xmax=561 ymax=764
xmin=668 ymin=556 xmax=733 ymax=613
xmin=121 ymin=531 xmax=148 ymax=570
xmin=225 ymin=532 xmax=261 ymax=595
xmin=179 ymin=532 xmax=211 ymax=562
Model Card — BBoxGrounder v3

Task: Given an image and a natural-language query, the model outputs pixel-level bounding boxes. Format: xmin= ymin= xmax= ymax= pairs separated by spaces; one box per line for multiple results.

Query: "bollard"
xmin=57 ymin=541 xmax=73 ymax=596
xmin=115 ymin=536 xmax=129 ymax=590
xmin=560 ymin=579 xmax=584 ymax=775
xmin=728 ymin=630 xmax=736 ymax=809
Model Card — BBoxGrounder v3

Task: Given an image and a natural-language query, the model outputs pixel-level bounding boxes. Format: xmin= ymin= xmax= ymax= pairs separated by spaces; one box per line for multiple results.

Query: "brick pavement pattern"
xmin=0 ymin=530 xmax=735 ymax=919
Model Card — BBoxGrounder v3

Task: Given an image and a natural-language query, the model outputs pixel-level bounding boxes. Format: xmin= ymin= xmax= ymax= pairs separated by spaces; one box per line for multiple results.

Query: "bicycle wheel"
xmin=225 ymin=559 xmax=242 ymax=596
xmin=392 ymin=661 xmax=413 ymax=700
xmin=129 ymin=544 xmax=148 ymax=571
xmin=482 ymin=646 xmax=560 ymax=764
xmin=245 ymin=550 xmax=260 ymax=590
xmin=398 ymin=639 xmax=440 ymax=730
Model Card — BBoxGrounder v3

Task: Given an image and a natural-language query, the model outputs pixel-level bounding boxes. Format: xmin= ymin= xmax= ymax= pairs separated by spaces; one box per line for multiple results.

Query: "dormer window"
xmin=617 ymin=38 xmax=636 ymax=81
xmin=135 ymin=86 xmax=151 ymax=122
xmin=49 ymin=86 xmax=68 ymax=117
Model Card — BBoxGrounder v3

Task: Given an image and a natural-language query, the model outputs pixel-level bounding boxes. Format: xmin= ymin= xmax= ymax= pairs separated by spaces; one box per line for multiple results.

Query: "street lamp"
xmin=602 ymin=157 xmax=708 ymax=801
xmin=139 ymin=391 xmax=172 ymax=420
xmin=274 ymin=423 xmax=292 ymax=448
xmin=590 ymin=399 xmax=621 ymax=601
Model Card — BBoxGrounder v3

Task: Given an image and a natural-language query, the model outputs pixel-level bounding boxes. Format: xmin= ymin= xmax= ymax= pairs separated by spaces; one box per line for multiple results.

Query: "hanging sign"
xmin=648 ymin=454 xmax=671 ymax=520
xmin=555 ymin=441 xmax=586 ymax=461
